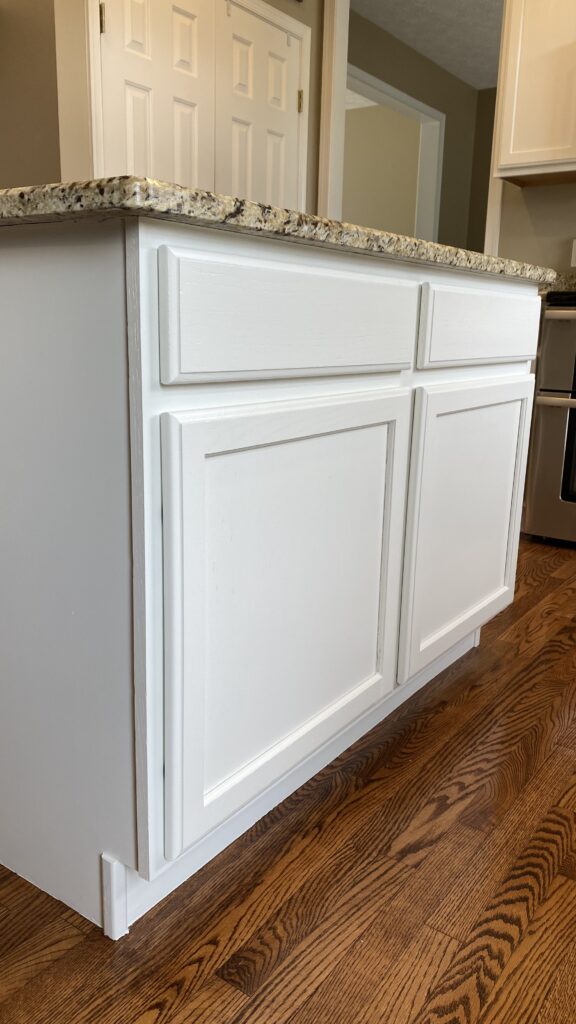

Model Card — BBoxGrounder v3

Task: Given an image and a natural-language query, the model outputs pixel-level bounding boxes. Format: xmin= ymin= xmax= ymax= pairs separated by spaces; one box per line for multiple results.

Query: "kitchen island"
xmin=0 ymin=178 xmax=555 ymax=937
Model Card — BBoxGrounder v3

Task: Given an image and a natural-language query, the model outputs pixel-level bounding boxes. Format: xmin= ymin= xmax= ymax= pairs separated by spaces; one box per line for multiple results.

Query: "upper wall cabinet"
xmin=495 ymin=0 xmax=576 ymax=180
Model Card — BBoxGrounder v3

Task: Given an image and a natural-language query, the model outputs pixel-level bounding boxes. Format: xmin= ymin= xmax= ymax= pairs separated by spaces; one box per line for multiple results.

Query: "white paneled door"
xmin=214 ymin=0 xmax=307 ymax=207
xmin=161 ymin=390 xmax=411 ymax=860
xmin=99 ymin=0 xmax=310 ymax=207
xmin=100 ymin=0 xmax=216 ymax=187
xmin=398 ymin=377 xmax=534 ymax=684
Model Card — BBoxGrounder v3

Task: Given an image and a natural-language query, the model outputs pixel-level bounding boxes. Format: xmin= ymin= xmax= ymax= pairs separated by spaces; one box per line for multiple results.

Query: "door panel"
xmin=398 ymin=377 xmax=534 ymax=684
xmin=162 ymin=390 xmax=411 ymax=859
xmin=99 ymin=0 xmax=309 ymax=207
xmin=215 ymin=0 xmax=308 ymax=209
xmin=100 ymin=0 xmax=215 ymax=187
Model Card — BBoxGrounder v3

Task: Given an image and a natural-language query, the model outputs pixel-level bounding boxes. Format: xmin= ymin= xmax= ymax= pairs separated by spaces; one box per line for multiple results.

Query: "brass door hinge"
xmin=99 ymin=2 xmax=106 ymax=33
xmin=297 ymin=89 xmax=304 ymax=113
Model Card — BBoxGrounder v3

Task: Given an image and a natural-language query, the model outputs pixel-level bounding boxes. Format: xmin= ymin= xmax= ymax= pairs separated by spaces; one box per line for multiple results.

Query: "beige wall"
xmin=348 ymin=10 xmax=479 ymax=249
xmin=467 ymin=89 xmax=496 ymax=253
xmin=342 ymin=104 xmax=420 ymax=235
xmin=264 ymin=0 xmax=324 ymax=212
xmin=499 ymin=182 xmax=576 ymax=271
xmin=0 ymin=0 xmax=61 ymax=187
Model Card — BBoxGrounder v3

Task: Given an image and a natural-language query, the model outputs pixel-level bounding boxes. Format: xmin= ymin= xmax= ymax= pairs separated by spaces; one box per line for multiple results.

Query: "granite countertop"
xmin=0 ymin=176 xmax=557 ymax=286
xmin=548 ymin=272 xmax=576 ymax=292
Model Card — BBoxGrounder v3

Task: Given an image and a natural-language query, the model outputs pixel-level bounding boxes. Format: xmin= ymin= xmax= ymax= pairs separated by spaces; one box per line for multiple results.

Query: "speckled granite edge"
xmin=547 ymin=272 xmax=576 ymax=292
xmin=0 ymin=176 xmax=558 ymax=285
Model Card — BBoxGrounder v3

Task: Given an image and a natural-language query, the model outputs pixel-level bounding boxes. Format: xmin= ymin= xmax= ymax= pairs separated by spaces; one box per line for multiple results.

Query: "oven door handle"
xmin=536 ymin=395 xmax=576 ymax=409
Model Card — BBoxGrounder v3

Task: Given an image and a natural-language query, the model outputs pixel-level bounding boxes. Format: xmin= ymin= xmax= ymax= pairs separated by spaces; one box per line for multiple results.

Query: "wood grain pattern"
xmin=410 ymin=807 xmax=576 ymax=1023
xmin=0 ymin=537 xmax=575 ymax=1024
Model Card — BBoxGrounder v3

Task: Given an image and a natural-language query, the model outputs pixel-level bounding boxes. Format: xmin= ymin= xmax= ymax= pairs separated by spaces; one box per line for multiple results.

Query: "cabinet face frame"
xmin=161 ymin=389 xmax=411 ymax=860
xmin=398 ymin=376 xmax=534 ymax=685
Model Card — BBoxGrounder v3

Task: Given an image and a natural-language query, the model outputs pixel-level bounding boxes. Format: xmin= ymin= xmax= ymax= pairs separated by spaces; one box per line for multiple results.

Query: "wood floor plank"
xmin=409 ymin=806 xmax=576 ymax=1024
xmin=217 ymin=822 xmax=482 ymax=1002
xmin=476 ymin=875 xmax=576 ymax=1024
xmin=0 ymin=917 xmax=86 ymax=1004
xmin=496 ymin=579 xmax=576 ymax=660
xmin=536 ymin=939 xmax=576 ymax=1024
xmin=371 ymin=667 xmax=576 ymax=864
xmin=459 ymin=669 xmax=576 ymax=832
xmin=130 ymin=976 xmax=248 ymax=1024
xmin=0 ymin=873 xmax=81 ymax=961
xmin=480 ymin=554 xmax=576 ymax=645
xmin=429 ymin=753 xmax=576 ymax=941
xmin=287 ymin=924 xmax=459 ymax=1024
xmin=262 ymin=826 xmax=479 ymax=1024
xmin=220 ymin=857 xmax=418 ymax=1024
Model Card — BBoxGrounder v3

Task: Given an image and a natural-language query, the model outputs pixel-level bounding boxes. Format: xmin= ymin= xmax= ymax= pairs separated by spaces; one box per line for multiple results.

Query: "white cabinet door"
xmin=214 ymin=0 xmax=310 ymax=209
xmin=162 ymin=390 xmax=411 ymax=859
xmin=398 ymin=377 xmax=534 ymax=684
xmin=100 ymin=0 xmax=215 ymax=187
xmin=497 ymin=0 xmax=576 ymax=173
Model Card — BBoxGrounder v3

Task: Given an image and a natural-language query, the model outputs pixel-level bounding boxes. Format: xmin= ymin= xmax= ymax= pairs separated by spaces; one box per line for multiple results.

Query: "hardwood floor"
xmin=1 ymin=536 xmax=576 ymax=1024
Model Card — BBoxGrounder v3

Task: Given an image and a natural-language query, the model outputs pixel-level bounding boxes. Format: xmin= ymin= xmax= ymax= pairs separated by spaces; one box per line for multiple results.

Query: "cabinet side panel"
xmin=0 ymin=220 xmax=137 ymax=925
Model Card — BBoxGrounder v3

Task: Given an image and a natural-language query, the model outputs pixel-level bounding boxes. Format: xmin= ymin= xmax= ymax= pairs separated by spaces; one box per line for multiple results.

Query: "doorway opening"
xmin=342 ymin=65 xmax=445 ymax=241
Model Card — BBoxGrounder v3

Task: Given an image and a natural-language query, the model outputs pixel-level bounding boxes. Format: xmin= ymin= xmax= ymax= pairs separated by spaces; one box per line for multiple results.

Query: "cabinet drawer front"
xmin=418 ymin=283 xmax=541 ymax=368
xmin=159 ymin=244 xmax=419 ymax=383
xmin=162 ymin=390 xmax=411 ymax=859
xmin=398 ymin=376 xmax=534 ymax=684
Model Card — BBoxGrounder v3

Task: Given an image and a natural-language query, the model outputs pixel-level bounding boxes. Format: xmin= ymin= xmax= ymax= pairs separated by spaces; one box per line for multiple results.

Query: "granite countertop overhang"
xmin=0 ymin=176 xmax=557 ymax=286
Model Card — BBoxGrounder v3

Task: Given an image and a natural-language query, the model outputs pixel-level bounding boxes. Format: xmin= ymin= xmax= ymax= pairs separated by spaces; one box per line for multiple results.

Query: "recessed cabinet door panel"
xmin=162 ymin=390 xmax=411 ymax=859
xmin=398 ymin=377 xmax=534 ymax=684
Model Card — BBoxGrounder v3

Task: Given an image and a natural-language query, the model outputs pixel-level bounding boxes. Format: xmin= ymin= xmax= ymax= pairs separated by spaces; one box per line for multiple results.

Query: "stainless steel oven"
xmin=524 ymin=291 xmax=576 ymax=542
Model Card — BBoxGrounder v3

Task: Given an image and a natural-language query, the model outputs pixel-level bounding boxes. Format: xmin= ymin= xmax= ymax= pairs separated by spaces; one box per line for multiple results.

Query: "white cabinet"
xmin=495 ymin=0 xmax=576 ymax=178
xmin=0 ymin=212 xmax=543 ymax=937
xmin=161 ymin=389 xmax=411 ymax=859
xmin=398 ymin=377 xmax=534 ymax=684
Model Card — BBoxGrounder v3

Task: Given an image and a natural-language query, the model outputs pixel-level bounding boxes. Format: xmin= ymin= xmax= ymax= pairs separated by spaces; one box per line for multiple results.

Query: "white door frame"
xmin=55 ymin=0 xmax=311 ymax=211
xmin=317 ymin=0 xmax=350 ymax=218
xmin=317 ymin=0 xmax=445 ymax=239
xmin=345 ymin=65 xmax=445 ymax=242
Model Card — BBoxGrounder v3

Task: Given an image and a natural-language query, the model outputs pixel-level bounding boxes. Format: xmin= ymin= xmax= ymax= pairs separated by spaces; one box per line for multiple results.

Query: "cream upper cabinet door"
xmin=162 ymin=390 xmax=411 ymax=860
xmin=398 ymin=377 xmax=534 ymax=685
xmin=496 ymin=0 xmax=576 ymax=174
xmin=100 ymin=0 xmax=216 ymax=187
xmin=214 ymin=0 xmax=310 ymax=210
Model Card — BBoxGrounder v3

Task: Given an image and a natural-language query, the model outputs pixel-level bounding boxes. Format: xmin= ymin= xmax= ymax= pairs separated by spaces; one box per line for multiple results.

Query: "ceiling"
xmin=349 ymin=0 xmax=504 ymax=90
